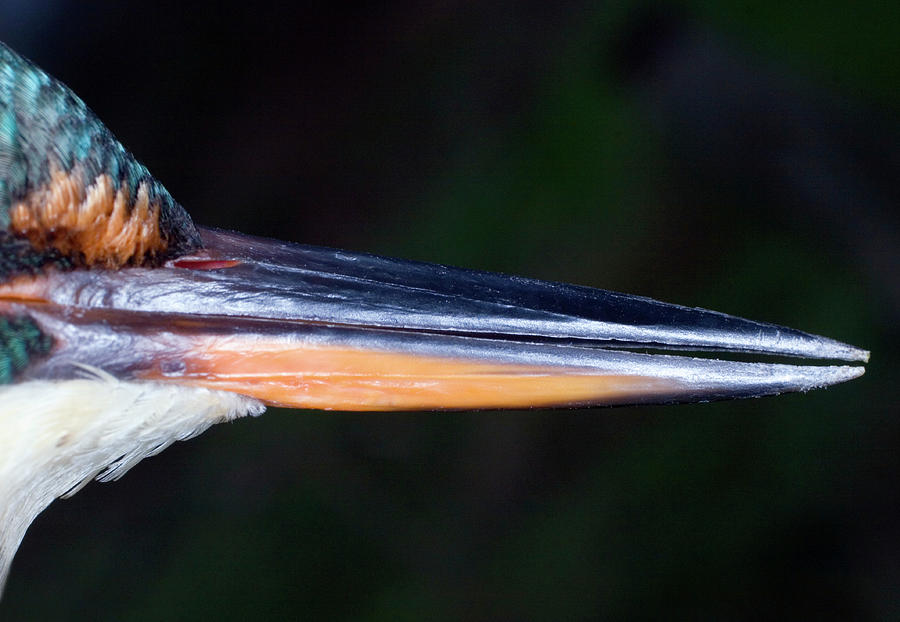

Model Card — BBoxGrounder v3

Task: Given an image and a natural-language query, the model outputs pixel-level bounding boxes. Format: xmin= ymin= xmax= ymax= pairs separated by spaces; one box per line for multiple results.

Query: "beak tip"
xmin=794 ymin=332 xmax=869 ymax=363
xmin=806 ymin=364 xmax=866 ymax=391
xmin=822 ymin=340 xmax=870 ymax=364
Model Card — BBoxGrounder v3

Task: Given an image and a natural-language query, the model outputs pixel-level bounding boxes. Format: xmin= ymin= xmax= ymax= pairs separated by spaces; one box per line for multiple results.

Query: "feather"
xmin=0 ymin=378 xmax=263 ymax=593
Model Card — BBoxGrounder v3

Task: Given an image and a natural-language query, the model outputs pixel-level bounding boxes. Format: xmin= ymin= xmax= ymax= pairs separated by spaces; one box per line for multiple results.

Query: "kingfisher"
xmin=0 ymin=41 xmax=868 ymax=595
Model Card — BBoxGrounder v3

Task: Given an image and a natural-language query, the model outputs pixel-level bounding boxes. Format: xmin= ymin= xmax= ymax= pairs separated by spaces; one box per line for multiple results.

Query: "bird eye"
xmin=172 ymin=258 xmax=242 ymax=270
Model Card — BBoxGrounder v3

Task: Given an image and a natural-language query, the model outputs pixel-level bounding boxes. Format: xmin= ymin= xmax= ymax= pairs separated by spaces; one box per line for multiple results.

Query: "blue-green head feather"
xmin=0 ymin=41 xmax=200 ymax=273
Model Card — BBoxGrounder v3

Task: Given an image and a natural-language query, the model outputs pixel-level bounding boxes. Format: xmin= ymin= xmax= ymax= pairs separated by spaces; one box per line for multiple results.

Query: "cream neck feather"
xmin=0 ymin=372 xmax=263 ymax=594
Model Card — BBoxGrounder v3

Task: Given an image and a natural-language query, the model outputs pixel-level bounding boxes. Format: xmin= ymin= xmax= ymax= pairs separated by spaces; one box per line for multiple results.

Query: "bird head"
xmin=0 ymin=40 xmax=867 ymax=594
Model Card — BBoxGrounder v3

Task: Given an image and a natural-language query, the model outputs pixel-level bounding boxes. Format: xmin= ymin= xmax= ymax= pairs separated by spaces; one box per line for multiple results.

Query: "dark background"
xmin=1 ymin=1 xmax=897 ymax=619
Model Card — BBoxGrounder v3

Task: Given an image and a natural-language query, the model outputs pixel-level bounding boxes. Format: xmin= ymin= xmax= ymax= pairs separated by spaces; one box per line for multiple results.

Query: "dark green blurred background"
xmin=1 ymin=1 xmax=896 ymax=619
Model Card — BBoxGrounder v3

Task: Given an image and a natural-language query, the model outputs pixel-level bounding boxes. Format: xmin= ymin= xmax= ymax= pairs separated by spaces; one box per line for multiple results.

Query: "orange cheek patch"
xmin=9 ymin=167 xmax=166 ymax=267
xmin=143 ymin=337 xmax=682 ymax=411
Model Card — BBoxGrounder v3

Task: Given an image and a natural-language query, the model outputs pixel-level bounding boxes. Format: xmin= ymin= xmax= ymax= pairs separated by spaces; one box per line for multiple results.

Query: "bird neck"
xmin=0 ymin=376 xmax=263 ymax=594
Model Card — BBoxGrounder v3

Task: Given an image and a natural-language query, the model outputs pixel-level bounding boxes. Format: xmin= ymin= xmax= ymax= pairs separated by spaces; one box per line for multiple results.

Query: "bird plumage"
xmin=0 ymin=41 xmax=198 ymax=269
xmin=0 ymin=369 xmax=262 ymax=589
xmin=0 ymin=314 xmax=50 ymax=383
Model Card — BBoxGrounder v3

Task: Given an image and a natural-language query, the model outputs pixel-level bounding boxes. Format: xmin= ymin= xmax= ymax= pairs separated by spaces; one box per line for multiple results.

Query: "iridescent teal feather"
xmin=0 ymin=41 xmax=199 ymax=256
xmin=0 ymin=231 xmax=69 ymax=280
xmin=0 ymin=315 xmax=51 ymax=384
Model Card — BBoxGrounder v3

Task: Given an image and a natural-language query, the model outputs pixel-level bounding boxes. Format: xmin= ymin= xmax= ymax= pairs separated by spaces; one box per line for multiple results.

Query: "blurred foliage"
xmin=1 ymin=1 xmax=897 ymax=620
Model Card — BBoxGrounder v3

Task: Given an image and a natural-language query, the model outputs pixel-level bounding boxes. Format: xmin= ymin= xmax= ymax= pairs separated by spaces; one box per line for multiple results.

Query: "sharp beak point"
xmin=5 ymin=228 xmax=868 ymax=410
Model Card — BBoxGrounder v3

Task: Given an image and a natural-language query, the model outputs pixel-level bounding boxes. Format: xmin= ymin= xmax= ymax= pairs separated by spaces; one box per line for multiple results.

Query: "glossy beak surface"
xmin=4 ymin=228 xmax=868 ymax=410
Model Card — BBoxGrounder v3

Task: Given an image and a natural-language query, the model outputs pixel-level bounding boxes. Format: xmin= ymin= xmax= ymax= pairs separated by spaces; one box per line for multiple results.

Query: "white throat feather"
xmin=0 ymin=371 xmax=263 ymax=593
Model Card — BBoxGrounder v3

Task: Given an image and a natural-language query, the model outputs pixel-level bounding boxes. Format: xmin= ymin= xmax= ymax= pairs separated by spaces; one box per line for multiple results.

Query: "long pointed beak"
xmin=3 ymin=228 xmax=867 ymax=410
